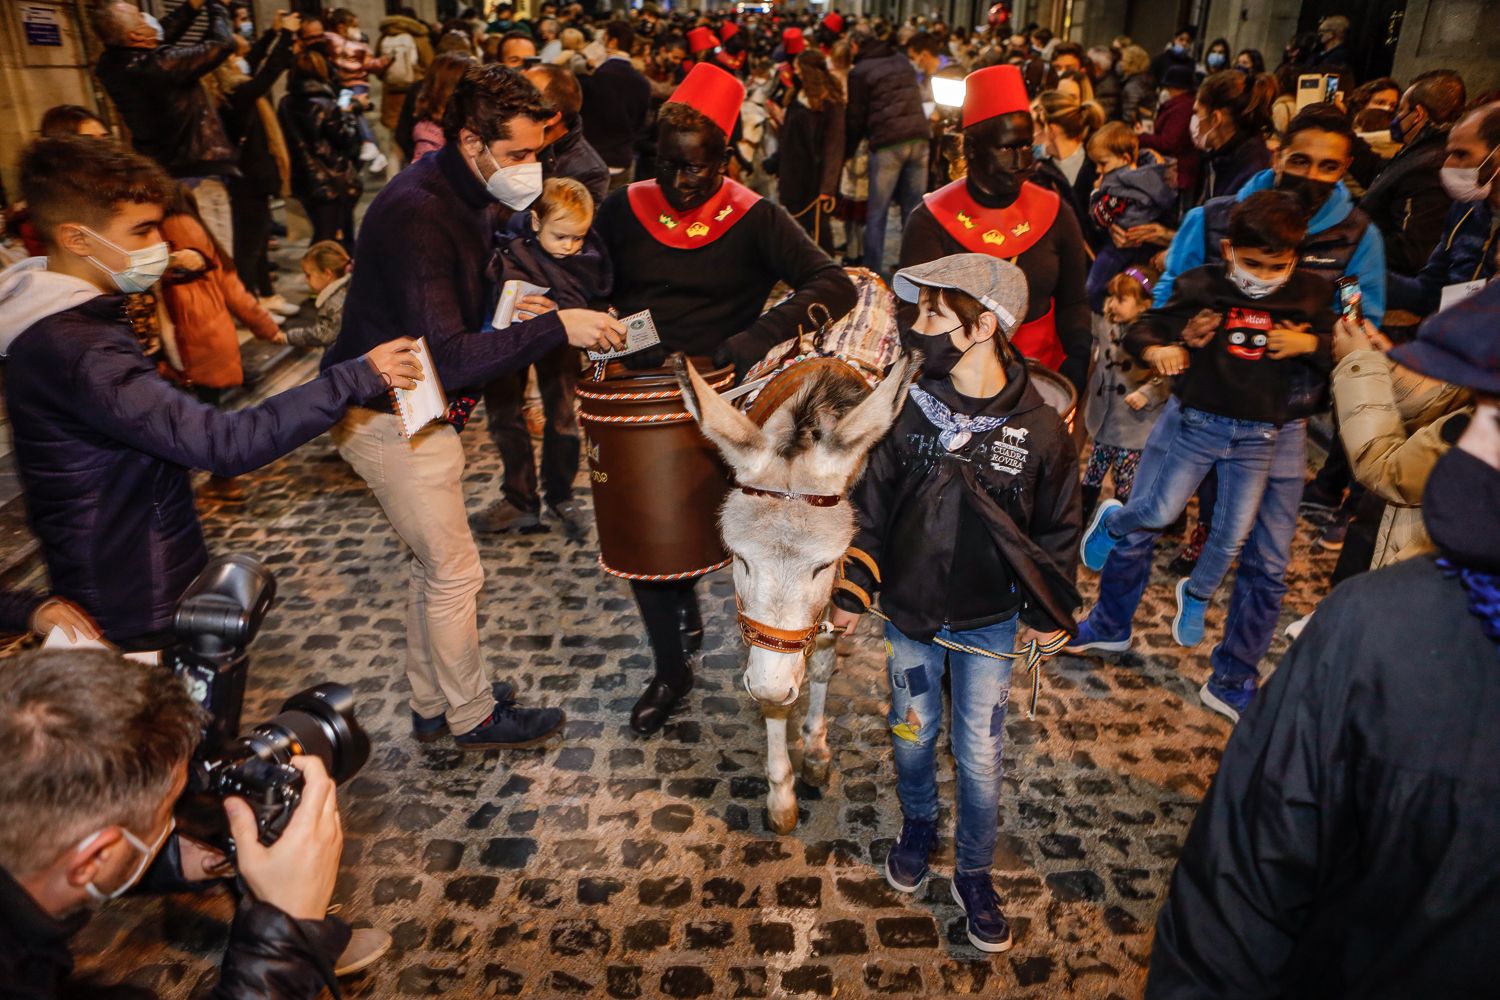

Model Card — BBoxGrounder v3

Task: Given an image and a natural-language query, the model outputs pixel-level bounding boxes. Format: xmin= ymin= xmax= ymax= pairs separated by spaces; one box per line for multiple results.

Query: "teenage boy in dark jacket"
xmin=1069 ymin=191 xmax=1334 ymax=721
xmin=0 ymin=137 xmax=420 ymax=648
xmin=829 ymin=253 xmax=1081 ymax=957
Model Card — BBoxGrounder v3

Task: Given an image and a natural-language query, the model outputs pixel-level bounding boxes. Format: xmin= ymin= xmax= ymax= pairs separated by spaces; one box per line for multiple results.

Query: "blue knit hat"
xmin=1388 ymin=281 xmax=1500 ymax=395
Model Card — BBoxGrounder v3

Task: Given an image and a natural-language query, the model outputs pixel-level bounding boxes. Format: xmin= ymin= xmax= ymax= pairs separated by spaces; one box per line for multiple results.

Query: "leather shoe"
xmin=630 ymin=675 xmax=693 ymax=736
xmin=678 ymin=598 xmax=704 ymax=654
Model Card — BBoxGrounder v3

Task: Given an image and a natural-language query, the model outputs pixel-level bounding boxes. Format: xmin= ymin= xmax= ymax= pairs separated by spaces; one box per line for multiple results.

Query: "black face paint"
xmin=1276 ymin=172 xmax=1336 ymax=214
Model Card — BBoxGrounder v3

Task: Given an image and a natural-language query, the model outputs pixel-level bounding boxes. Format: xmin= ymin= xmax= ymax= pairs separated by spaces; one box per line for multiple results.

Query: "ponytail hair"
xmin=1038 ymin=89 xmax=1105 ymax=140
xmin=1197 ymin=69 xmax=1277 ymax=135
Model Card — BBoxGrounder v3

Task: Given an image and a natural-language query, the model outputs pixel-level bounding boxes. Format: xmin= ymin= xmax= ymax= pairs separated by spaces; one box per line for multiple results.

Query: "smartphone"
xmin=1336 ymin=276 xmax=1363 ymax=325
xmin=1323 ymin=74 xmax=1340 ymax=103
xmin=1296 ymin=74 xmax=1326 ymax=111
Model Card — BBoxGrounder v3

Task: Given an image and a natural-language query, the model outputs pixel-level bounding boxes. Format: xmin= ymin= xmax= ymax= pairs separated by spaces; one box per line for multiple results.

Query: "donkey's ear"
xmin=673 ymin=353 xmax=771 ymax=476
xmin=829 ymin=351 xmax=917 ymax=458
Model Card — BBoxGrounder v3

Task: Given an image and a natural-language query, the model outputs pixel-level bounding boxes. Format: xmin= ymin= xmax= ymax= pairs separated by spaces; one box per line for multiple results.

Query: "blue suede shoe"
xmin=1062 ymin=614 xmax=1131 ymax=655
xmin=1080 ymin=498 xmax=1124 ymax=571
xmin=951 ymin=872 xmax=1013 ymax=953
xmin=1172 ymin=578 xmax=1209 ymax=647
xmin=884 ymin=817 xmax=939 ymax=893
xmin=411 ymin=681 xmax=517 ymax=743
xmin=1200 ymin=674 xmax=1257 ymax=723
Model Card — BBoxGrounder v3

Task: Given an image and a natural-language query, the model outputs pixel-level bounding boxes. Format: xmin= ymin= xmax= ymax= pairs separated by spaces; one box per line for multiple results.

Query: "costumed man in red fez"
xmin=899 ymin=64 xmax=1091 ymax=393
xmin=774 ymin=27 xmax=806 ymax=95
xmin=595 ymin=62 xmax=857 ymax=735
xmin=717 ymin=21 xmax=747 ymax=75
xmin=687 ymin=26 xmax=718 ymax=64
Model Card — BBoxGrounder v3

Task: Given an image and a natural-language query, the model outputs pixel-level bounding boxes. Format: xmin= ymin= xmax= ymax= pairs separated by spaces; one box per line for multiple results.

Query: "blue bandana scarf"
xmin=909 ymin=386 xmax=1007 ymax=452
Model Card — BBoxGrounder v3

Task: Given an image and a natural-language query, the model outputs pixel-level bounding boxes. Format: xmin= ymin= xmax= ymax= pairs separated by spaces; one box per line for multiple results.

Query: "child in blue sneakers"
xmin=828 ymin=253 xmax=1082 ymax=953
xmin=1067 ymin=191 xmax=1334 ymax=720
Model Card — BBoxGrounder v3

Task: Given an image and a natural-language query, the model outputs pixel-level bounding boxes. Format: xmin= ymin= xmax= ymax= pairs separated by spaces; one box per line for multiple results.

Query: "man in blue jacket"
xmin=1079 ymin=105 xmax=1386 ymax=722
xmin=0 ymin=137 xmax=420 ymax=649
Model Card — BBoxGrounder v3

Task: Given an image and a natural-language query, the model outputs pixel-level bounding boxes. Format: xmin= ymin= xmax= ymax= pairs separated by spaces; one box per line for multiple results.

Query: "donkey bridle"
xmin=733 ymin=483 xmax=847 ymax=654
xmin=738 ymin=485 xmax=843 ymax=507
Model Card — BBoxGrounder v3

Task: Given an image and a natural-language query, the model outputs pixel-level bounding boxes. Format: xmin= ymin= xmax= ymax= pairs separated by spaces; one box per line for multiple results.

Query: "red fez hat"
xmin=687 ymin=26 xmax=717 ymax=54
xmin=720 ymin=21 xmax=740 ymax=43
xmin=782 ymin=27 xmax=806 ymax=55
xmin=821 ymin=12 xmax=844 ymax=33
xmin=962 ymin=64 xmax=1030 ymax=129
xmin=665 ymin=62 xmax=745 ymax=138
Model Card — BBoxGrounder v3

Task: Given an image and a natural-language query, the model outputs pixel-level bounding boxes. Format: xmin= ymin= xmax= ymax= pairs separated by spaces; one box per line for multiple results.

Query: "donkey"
xmin=674 ymin=352 xmax=917 ymax=834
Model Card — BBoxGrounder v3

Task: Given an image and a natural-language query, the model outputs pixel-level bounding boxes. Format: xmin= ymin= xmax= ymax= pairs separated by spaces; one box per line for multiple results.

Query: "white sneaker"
xmin=1284 ymin=612 xmax=1313 ymax=641
xmin=258 ymin=294 xmax=300 ymax=318
xmin=368 ymin=151 xmax=389 ymax=174
xmin=359 ymin=140 xmax=379 ymax=162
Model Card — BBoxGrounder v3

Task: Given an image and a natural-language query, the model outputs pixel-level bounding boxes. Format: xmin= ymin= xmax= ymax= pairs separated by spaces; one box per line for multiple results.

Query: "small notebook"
xmin=492 ymin=279 xmax=551 ymax=329
xmin=389 ymin=337 xmax=448 ymax=439
xmin=587 ymin=309 xmax=662 ymax=361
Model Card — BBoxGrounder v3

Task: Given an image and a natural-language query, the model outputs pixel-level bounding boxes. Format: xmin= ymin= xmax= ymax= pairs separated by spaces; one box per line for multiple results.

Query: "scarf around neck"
xmin=909 ymin=385 xmax=1007 ymax=451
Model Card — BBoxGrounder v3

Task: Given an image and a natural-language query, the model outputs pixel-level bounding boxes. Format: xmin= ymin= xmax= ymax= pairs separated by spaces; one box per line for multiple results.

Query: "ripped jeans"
xmin=885 ymin=615 xmax=1017 ymax=875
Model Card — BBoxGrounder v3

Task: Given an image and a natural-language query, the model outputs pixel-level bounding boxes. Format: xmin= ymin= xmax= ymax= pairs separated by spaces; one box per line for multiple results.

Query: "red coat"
xmin=161 ymin=213 xmax=280 ymax=389
xmin=1138 ymin=91 xmax=1200 ymax=194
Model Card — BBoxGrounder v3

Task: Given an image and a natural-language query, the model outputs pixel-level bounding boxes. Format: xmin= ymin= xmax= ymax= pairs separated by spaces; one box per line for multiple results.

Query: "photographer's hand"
xmin=224 ymin=755 xmax=343 ymax=921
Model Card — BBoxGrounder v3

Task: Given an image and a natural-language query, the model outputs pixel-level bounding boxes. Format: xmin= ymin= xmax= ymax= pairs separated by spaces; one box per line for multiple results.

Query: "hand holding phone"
xmin=1336 ymin=276 xmax=1363 ymax=326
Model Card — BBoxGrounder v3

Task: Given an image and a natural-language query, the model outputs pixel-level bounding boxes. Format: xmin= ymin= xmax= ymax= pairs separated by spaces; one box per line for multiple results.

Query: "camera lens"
xmin=241 ymin=682 xmax=371 ymax=783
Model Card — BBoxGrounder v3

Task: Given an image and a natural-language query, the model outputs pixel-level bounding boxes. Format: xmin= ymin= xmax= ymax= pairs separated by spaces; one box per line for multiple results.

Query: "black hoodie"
xmin=834 ymin=360 xmax=1082 ymax=639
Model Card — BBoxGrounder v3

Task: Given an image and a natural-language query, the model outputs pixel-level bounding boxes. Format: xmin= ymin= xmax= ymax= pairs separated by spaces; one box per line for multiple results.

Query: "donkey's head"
xmin=675 ymin=353 xmax=916 ymax=707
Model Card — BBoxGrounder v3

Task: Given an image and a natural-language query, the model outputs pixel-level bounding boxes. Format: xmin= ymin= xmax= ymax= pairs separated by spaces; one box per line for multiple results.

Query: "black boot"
xmin=1080 ymin=485 xmax=1102 ymax=527
xmin=630 ymin=673 xmax=693 ymax=736
xmin=678 ymin=594 xmax=704 ymax=654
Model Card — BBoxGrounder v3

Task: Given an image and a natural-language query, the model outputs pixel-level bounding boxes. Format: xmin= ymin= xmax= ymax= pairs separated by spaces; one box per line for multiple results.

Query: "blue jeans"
xmin=1208 ymin=418 xmax=1306 ymax=683
xmin=886 ymin=615 xmax=1017 ymax=875
xmin=1085 ymin=398 xmax=1280 ymax=640
xmin=863 ymin=139 xmax=929 ymax=274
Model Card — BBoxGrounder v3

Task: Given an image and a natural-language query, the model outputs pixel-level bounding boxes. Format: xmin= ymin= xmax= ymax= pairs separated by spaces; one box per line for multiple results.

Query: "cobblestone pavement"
xmin=71 ymin=419 xmax=1339 ymax=998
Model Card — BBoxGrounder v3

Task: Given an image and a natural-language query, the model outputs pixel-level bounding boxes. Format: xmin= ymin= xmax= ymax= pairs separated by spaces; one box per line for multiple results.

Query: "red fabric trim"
xmin=922 ymin=179 xmax=1060 ymax=258
xmin=625 ymin=179 xmax=763 ymax=249
xmin=1010 ymin=303 xmax=1064 ymax=371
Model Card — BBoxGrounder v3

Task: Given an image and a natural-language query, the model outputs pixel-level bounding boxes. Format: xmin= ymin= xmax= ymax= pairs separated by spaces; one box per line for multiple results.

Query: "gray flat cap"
xmin=892 ymin=253 xmax=1030 ymax=334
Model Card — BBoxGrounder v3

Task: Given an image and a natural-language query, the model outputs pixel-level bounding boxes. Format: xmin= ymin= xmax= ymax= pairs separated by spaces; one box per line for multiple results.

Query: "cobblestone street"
xmin=70 ymin=416 xmax=1337 ymax=999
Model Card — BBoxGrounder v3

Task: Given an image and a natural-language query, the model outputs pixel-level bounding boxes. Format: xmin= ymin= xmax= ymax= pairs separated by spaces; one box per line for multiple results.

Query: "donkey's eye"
xmin=811 ymin=561 xmax=835 ymax=580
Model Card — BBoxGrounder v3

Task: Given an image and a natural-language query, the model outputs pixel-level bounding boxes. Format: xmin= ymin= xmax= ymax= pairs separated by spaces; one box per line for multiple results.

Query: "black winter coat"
xmin=4 ymin=296 xmax=384 ymax=644
xmin=1199 ymin=129 xmax=1272 ymax=202
xmin=94 ymin=0 xmax=237 ymax=178
xmin=1147 ymin=553 xmax=1500 ymax=998
xmin=0 ymin=839 xmax=350 ymax=999
xmin=771 ymin=97 xmax=846 ymax=211
xmin=542 ymin=121 xmax=610 ymax=209
xmin=834 ymin=361 xmax=1082 ymax=639
xmin=846 ymin=41 xmax=929 ymax=152
xmin=1120 ymin=72 xmax=1157 ymax=126
xmin=220 ymin=29 xmax=296 ymax=199
xmin=278 ymin=76 xmax=363 ymax=206
xmin=1359 ymin=125 xmax=1454 ymax=276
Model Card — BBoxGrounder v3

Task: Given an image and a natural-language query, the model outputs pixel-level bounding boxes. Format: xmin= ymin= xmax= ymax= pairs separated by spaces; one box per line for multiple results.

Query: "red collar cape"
xmin=922 ymin=178 xmax=1059 ymax=258
xmin=627 ymin=178 xmax=762 ymax=249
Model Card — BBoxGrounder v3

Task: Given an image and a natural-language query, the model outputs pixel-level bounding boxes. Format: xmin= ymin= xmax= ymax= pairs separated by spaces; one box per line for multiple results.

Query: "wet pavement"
xmin=67 ymin=416 xmax=1339 ymax=998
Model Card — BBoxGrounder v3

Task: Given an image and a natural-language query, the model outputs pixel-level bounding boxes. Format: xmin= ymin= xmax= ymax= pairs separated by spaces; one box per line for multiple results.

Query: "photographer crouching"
xmin=0 ymin=650 xmax=348 ymax=997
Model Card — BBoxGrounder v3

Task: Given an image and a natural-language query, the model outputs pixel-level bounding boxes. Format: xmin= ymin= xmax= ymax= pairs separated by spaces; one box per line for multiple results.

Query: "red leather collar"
xmin=626 ymin=178 xmax=762 ymax=249
xmin=923 ymin=179 xmax=1059 ymax=258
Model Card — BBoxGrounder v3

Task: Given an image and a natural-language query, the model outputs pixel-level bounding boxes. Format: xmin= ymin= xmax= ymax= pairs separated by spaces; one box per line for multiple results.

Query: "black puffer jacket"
xmin=1359 ymin=125 xmax=1454 ymax=276
xmin=0 ymin=840 xmax=350 ymax=999
xmin=278 ymin=75 xmax=363 ymax=206
xmin=220 ymin=29 xmax=296 ymax=199
xmin=846 ymin=39 xmax=929 ymax=152
xmin=94 ymin=0 xmax=237 ymax=178
xmin=834 ymin=360 xmax=1082 ymax=639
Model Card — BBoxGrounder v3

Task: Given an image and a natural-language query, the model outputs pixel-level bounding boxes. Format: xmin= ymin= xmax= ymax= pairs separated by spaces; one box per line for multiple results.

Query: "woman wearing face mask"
xmin=828 ymin=253 xmax=1080 ymax=956
xmin=1191 ymin=69 xmax=1277 ymax=202
xmin=1202 ymin=38 xmax=1231 ymax=74
xmin=1234 ymin=49 xmax=1266 ymax=75
xmin=593 ymin=63 xmax=857 ymax=735
xmin=900 ymin=65 xmax=1093 ymax=393
xmin=277 ymin=47 xmax=364 ymax=249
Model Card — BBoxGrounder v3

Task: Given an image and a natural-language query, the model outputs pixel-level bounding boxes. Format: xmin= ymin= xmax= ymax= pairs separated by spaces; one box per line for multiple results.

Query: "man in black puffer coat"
xmin=846 ymin=26 xmax=931 ymax=275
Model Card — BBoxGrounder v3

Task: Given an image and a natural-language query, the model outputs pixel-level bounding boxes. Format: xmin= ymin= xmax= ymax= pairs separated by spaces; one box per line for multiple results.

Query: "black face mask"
xmin=902 ymin=324 xmax=971 ymax=379
xmin=1424 ymin=444 xmax=1500 ymax=574
xmin=1276 ymin=171 xmax=1336 ymax=214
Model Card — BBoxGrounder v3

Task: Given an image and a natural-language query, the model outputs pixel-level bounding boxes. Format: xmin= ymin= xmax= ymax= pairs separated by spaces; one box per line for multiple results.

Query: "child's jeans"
xmin=886 ymin=615 xmax=1017 ymax=875
xmin=1086 ymin=398 xmax=1280 ymax=640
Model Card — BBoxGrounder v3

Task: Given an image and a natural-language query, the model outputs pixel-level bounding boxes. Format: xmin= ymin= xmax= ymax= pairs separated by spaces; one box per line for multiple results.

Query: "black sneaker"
xmin=883 ymin=816 xmax=939 ymax=893
xmin=453 ymin=703 xmax=566 ymax=750
xmin=410 ymin=681 xmax=517 ymax=743
xmin=951 ymin=872 xmax=1013 ymax=953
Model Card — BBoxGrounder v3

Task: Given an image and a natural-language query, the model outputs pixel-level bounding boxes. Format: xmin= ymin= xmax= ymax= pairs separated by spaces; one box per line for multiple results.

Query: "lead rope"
xmin=857 ymin=608 xmax=1069 ymax=720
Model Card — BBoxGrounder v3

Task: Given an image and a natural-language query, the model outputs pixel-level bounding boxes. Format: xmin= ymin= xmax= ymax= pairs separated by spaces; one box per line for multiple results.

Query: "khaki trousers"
xmin=331 ymin=408 xmax=494 ymax=733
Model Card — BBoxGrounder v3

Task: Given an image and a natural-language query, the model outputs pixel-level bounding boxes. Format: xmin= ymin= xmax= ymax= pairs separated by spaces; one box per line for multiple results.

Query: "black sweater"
xmin=1124 ymin=265 xmax=1334 ymax=426
xmin=595 ymin=189 xmax=857 ymax=373
xmin=580 ymin=57 xmax=653 ymax=170
xmin=323 ymin=143 xmax=566 ymax=409
xmin=900 ymin=195 xmax=1092 ymax=393
xmin=833 ymin=362 xmax=1082 ymax=639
